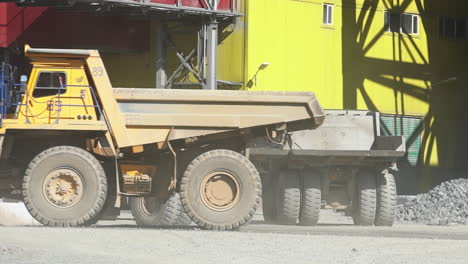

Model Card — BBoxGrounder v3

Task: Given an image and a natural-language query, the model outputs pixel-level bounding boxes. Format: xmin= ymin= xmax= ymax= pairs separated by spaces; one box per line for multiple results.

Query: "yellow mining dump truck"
xmin=0 ymin=46 xmax=325 ymax=229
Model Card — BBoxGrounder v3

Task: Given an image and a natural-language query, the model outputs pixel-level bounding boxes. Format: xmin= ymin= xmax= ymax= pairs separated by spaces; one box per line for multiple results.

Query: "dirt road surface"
xmin=1 ymin=210 xmax=468 ymax=264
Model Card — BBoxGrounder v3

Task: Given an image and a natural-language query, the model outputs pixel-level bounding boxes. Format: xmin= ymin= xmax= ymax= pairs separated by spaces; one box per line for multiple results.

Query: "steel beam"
xmin=1 ymin=49 xmax=9 ymax=64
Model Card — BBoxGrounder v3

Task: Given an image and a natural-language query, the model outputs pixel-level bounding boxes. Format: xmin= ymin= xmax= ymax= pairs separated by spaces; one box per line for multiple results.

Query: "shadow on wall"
xmin=342 ymin=0 xmax=468 ymax=194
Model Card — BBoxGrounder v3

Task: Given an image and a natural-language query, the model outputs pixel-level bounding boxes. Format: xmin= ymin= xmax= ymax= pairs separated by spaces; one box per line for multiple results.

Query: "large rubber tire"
xmin=23 ymin=146 xmax=107 ymax=227
xmin=375 ymin=171 xmax=397 ymax=226
xmin=130 ymin=192 xmax=189 ymax=227
xmin=176 ymin=207 xmax=193 ymax=226
xmin=261 ymin=173 xmax=277 ymax=223
xmin=276 ymin=170 xmax=301 ymax=225
xmin=180 ymin=149 xmax=261 ymax=230
xmin=352 ymin=170 xmax=377 ymax=226
xmin=299 ymin=169 xmax=321 ymax=226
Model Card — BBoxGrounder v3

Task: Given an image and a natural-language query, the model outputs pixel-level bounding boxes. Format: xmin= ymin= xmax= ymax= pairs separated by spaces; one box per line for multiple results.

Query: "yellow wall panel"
xmin=245 ymin=0 xmax=343 ymax=108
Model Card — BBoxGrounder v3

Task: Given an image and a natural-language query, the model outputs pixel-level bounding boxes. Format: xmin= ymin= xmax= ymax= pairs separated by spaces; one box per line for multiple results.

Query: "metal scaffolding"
xmin=9 ymin=0 xmax=241 ymax=90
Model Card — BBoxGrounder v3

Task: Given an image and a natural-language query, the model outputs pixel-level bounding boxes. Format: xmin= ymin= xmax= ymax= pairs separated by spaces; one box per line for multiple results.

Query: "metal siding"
xmin=244 ymin=0 xmax=343 ymax=109
xmin=0 ymin=4 xmax=47 ymax=48
xmin=381 ymin=115 xmax=422 ymax=167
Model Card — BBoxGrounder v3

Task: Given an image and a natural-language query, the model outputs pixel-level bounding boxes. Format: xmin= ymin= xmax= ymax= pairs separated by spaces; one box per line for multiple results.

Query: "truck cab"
xmin=16 ymin=59 xmax=97 ymax=125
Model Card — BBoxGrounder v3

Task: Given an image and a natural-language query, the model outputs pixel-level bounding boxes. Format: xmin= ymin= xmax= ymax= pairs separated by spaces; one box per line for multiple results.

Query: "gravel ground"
xmin=1 ymin=210 xmax=468 ymax=264
xmin=397 ymin=179 xmax=468 ymax=225
xmin=1 ymin=226 xmax=468 ymax=264
xmin=2 ymin=191 xmax=468 ymax=264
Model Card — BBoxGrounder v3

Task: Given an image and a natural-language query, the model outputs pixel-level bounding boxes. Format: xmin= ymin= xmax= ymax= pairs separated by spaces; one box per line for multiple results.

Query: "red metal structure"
xmin=0 ymin=3 xmax=46 ymax=47
xmin=139 ymin=0 xmax=233 ymax=10
xmin=0 ymin=0 xmax=240 ymax=90
xmin=0 ymin=0 xmax=238 ymax=48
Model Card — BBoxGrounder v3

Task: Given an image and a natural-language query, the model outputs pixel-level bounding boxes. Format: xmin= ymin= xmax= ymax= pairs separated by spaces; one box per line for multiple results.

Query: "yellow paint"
xmin=16 ymin=60 xmax=98 ymax=125
xmin=238 ymin=0 xmax=468 ymax=173
xmin=244 ymin=0 xmax=343 ymax=110
xmin=119 ymin=164 xmax=157 ymax=177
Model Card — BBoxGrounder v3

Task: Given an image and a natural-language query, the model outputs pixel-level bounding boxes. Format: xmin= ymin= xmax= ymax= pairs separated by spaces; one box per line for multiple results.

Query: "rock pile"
xmin=397 ymin=178 xmax=468 ymax=225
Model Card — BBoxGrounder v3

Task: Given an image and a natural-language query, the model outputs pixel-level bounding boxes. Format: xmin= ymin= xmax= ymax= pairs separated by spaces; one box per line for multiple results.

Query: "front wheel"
xmin=180 ymin=149 xmax=261 ymax=230
xmin=22 ymin=146 xmax=107 ymax=227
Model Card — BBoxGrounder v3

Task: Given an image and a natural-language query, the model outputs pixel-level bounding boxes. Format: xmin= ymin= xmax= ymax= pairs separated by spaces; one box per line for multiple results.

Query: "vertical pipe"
xmin=198 ymin=21 xmax=206 ymax=79
xmin=205 ymin=18 xmax=218 ymax=90
xmin=1 ymin=48 xmax=9 ymax=64
xmin=156 ymin=23 xmax=168 ymax=88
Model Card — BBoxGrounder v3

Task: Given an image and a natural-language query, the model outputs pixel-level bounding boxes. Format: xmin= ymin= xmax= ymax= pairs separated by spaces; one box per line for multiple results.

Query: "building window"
xmin=385 ymin=12 xmax=419 ymax=35
xmin=323 ymin=4 xmax=333 ymax=25
xmin=34 ymin=72 xmax=67 ymax=98
xmin=440 ymin=17 xmax=467 ymax=40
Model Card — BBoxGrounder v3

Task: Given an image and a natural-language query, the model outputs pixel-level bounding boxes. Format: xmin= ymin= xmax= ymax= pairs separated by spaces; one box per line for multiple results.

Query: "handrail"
xmin=15 ymin=84 xmax=103 ymax=124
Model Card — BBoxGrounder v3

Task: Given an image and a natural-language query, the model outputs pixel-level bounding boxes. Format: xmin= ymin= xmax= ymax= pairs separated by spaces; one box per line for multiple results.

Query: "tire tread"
xmin=22 ymin=146 xmax=107 ymax=227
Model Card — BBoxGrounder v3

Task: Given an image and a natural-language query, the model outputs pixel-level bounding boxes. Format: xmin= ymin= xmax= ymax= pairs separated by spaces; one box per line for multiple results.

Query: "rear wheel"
xmin=130 ymin=192 xmax=189 ymax=227
xmin=261 ymin=172 xmax=278 ymax=223
xmin=352 ymin=170 xmax=377 ymax=226
xmin=375 ymin=171 xmax=397 ymax=226
xmin=22 ymin=146 xmax=107 ymax=227
xmin=180 ymin=149 xmax=261 ymax=230
xmin=276 ymin=170 xmax=301 ymax=225
xmin=299 ymin=169 xmax=321 ymax=226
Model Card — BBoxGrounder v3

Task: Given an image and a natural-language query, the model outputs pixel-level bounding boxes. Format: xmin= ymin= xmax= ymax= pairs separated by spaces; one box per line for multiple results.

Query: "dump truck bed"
xmin=248 ymin=110 xmax=406 ymax=167
xmin=111 ymin=88 xmax=325 ymax=147
xmin=21 ymin=46 xmax=325 ymax=148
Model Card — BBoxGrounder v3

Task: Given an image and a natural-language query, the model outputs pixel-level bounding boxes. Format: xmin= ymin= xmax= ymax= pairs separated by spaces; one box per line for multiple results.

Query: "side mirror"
xmin=20 ymin=75 xmax=28 ymax=85
xmin=19 ymin=75 xmax=28 ymax=92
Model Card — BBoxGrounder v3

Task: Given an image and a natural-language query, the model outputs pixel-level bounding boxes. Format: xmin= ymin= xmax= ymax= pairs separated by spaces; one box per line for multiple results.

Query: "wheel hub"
xmin=43 ymin=168 xmax=84 ymax=208
xmin=200 ymin=171 xmax=240 ymax=212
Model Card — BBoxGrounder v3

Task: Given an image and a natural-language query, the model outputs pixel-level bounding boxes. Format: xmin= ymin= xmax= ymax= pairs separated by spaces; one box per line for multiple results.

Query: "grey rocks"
xmin=397 ymin=178 xmax=468 ymax=225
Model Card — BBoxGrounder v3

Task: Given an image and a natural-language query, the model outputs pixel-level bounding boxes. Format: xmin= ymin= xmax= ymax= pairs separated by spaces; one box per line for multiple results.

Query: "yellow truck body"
xmin=0 ymin=46 xmax=325 ymax=230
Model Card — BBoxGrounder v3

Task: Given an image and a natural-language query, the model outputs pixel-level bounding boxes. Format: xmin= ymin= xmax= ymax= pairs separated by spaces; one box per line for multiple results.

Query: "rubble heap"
xmin=397 ymin=178 xmax=468 ymax=225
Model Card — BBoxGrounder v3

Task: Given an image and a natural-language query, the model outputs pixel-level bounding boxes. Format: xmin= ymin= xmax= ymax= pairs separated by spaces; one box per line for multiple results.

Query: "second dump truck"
xmin=0 ymin=46 xmax=324 ymax=230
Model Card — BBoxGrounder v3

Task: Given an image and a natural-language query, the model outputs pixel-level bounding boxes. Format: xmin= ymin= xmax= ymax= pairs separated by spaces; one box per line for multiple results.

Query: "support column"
xmin=156 ymin=23 xmax=167 ymax=89
xmin=1 ymin=48 xmax=9 ymax=64
xmin=205 ymin=18 xmax=218 ymax=90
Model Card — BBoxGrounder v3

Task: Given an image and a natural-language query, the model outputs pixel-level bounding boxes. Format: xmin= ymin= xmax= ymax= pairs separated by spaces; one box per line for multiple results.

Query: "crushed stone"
xmin=397 ymin=178 xmax=468 ymax=225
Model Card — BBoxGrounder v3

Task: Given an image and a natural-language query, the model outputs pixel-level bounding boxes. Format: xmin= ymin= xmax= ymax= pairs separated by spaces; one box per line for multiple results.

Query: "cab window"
xmin=33 ymin=72 xmax=67 ymax=98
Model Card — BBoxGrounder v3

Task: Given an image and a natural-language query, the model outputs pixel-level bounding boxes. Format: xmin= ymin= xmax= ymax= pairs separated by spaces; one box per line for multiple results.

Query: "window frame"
xmin=440 ymin=16 xmax=468 ymax=40
xmin=33 ymin=71 xmax=68 ymax=98
xmin=323 ymin=3 xmax=334 ymax=26
xmin=400 ymin=13 xmax=419 ymax=35
xmin=384 ymin=11 xmax=420 ymax=35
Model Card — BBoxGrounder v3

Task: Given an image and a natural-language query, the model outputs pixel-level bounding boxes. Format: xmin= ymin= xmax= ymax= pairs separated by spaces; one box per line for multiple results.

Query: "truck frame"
xmin=0 ymin=46 xmax=325 ymax=230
